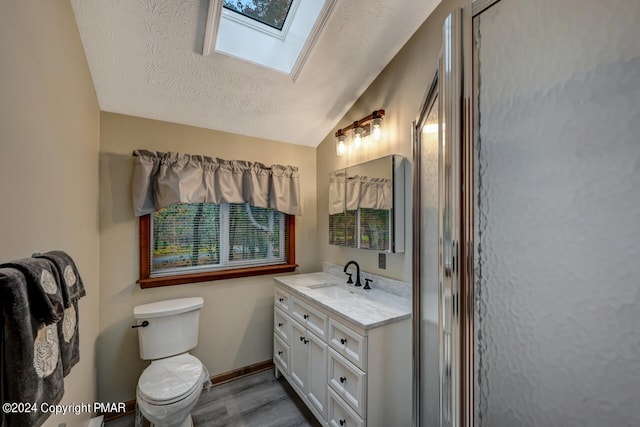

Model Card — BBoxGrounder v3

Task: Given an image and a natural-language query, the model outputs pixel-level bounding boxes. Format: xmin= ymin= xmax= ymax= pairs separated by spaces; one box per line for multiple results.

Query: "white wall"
xmin=98 ymin=112 xmax=318 ymax=401
xmin=0 ymin=1 xmax=101 ymax=426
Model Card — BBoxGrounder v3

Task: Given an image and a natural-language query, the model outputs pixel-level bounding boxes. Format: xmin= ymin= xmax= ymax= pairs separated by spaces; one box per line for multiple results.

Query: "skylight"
xmin=222 ymin=0 xmax=294 ymax=31
xmin=203 ymin=0 xmax=336 ymax=78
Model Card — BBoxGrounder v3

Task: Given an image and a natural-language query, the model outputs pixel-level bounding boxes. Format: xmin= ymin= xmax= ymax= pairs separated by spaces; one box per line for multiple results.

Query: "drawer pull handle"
xmin=339 ymin=420 xmax=346 ymax=426
xmin=278 ymin=323 xmax=283 ymax=327
xmin=339 ymin=376 xmax=347 ymax=383
xmin=340 ymin=338 xmax=347 ymax=345
xmin=278 ymin=297 xmax=284 ymax=302
xmin=303 ymin=314 xmax=309 ymax=319
xmin=278 ymin=351 xmax=283 ymax=355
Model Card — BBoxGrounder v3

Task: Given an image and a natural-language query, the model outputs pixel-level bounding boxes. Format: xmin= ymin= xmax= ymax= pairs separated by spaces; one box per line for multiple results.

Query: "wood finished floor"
xmin=106 ymin=369 xmax=321 ymax=427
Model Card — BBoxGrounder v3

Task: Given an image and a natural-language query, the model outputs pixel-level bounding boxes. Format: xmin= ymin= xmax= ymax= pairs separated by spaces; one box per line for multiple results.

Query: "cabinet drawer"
xmin=328 ymin=348 xmax=366 ymax=418
xmin=291 ymin=297 xmax=327 ymax=339
xmin=274 ymin=287 xmax=290 ymax=312
xmin=274 ymin=334 xmax=290 ymax=374
xmin=328 ymin=319 xmax=367 ymax=370
xmin=328 ymin=388 xmax=365 ymax=427
xmin=274 ymin=307 xmax=291 ymax=342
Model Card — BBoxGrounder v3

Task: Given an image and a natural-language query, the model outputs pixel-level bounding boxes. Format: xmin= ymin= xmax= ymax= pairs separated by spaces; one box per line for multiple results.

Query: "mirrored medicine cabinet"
xmin=328 ymin=154 xmax=405 ymax=253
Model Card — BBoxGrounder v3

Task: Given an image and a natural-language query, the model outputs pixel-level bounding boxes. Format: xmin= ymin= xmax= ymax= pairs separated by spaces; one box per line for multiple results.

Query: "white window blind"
xmin=151 ymin=203 xmax=287 ymax=276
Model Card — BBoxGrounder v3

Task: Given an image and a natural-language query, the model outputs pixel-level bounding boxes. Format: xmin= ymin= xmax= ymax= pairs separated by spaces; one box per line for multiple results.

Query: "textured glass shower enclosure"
xmin=474 ymin=0 xmax=640 ymax=425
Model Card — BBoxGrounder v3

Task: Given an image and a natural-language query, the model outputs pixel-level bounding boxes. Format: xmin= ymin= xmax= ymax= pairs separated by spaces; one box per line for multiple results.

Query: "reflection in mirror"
xmin=328 ymin=170 xmax=356 ymax=247
xmin=328 ymin=155 xmax=405 ymax=253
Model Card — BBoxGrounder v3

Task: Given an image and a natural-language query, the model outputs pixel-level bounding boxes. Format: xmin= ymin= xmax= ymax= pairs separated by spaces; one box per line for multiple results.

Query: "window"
xmin=223 ymin=0 xmax=294 ymax=31
xmin=138 ymin=203 xmax=296 ymax=288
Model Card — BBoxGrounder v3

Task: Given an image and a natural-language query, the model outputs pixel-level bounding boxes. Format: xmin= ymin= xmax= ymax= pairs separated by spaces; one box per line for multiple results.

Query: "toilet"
xmin=133 ymin=297 xmax=207 ymax=427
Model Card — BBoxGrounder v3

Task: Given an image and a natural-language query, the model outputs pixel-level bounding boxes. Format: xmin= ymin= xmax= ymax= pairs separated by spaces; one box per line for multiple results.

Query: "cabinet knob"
xmin=278 ymin=322 xmax=283 ymax=327
xmin=300 ymin=336 xmax=306 ymax=342
xmin=279 ymin=297 xmax=284 ymax=302
xmin=304 ymin=339 xmax=309 ymax=344
xmin=339 ymin=420 xmax=346 ymax=426
xmin=278 ymin=351 xmax=283 ymax=355
xmin=303 ymin=314 xmax=309 ymax=320
xmin=339 ymin=376 xmax=347 ymax=383
xmin=340 ymin=338 xmax=347 ymax=345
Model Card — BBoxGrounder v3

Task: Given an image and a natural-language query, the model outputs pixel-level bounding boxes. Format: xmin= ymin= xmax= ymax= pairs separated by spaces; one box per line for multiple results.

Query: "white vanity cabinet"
xmin=273 ymin=281 xmax=411 ymax=427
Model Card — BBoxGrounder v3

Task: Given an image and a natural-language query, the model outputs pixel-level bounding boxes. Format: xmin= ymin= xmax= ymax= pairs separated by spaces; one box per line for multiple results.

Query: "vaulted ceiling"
xmin=71 ymin=0 xmax=441 ymax=147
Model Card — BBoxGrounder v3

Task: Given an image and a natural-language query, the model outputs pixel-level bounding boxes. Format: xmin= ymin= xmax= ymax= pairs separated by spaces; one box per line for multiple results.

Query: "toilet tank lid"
xmin=134 ymin=297 xmax=204 ymax=319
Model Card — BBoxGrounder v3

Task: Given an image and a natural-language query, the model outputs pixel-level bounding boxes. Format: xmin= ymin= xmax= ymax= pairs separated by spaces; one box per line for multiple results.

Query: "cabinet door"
xmin=290 ymin=320 xmax=308 ymax=394
xmin=307 ymin=331 xmax=328 ymax=418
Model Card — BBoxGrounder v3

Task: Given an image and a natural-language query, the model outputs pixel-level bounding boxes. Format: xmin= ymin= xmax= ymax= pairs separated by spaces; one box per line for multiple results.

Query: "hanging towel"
xmin=32 ymin=251 xmax=85 ymax=376
xmin=0 ymin=258 xmax=64 ymax=325
xmin=0 ymin=267 xmax=65 ymax=427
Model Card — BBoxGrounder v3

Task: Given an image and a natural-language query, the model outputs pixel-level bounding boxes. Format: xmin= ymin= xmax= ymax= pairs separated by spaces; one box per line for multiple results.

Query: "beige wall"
xmin=0 ymin=1 xmax=100 ymax=426
xmin=317 ymin=0 xmax=466 ymax=283
xmin=98 ymin=112 xmax=318 ymax=401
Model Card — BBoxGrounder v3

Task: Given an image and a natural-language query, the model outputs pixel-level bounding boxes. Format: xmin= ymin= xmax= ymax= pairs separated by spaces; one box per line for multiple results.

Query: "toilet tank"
xmin=133 ymin=297 xmax=204 ymax=360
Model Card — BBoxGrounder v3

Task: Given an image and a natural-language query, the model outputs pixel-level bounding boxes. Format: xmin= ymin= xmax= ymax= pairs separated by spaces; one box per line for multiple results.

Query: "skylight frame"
xmin=202 ymin=0 xmax=337 ymax=79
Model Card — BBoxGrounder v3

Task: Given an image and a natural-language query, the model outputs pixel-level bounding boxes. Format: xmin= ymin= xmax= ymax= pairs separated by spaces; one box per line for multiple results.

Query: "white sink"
xmin=306 ymin=283 xmax=356 ymax=299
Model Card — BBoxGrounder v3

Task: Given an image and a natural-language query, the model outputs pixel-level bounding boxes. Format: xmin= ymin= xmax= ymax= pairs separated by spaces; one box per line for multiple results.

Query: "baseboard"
xmin=103 ymin=359 xmax=275 ymax=422
xmin=210 ymin=359 xmax=274 ymax=386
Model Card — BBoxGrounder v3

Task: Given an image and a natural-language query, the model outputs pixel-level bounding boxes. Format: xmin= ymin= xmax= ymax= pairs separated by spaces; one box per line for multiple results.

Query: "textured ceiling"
xmin=71 ymin=0 xmax=441 ymax=147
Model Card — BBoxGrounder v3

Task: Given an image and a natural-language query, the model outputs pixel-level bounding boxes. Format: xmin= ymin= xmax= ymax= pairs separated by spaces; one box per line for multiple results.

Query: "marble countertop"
xmin=274 ymin=272 xmax=411 ymax=330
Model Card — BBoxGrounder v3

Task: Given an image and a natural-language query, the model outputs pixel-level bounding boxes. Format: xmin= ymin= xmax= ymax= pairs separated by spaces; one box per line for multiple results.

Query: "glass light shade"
xmin=353 ymin=126 xmax=364 ymax=148
xmin=371 ymin=117 xmax=383 ymax=141
xmin=336 ymin=134 xmax=347 ymax=156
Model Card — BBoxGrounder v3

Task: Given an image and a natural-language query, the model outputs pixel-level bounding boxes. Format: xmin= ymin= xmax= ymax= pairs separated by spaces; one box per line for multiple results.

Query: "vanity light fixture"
xmin=334 ymin=109 xmax=385 ymax=156
xmin=353 ymin=123 xmax=364 ymax=148
xmin=336 ymin=130 xmax=347 ymax=156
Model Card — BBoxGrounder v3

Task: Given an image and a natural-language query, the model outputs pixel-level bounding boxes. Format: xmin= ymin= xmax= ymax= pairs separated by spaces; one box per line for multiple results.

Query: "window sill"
xmin=137 ymin=263 xmax=298 ymax=289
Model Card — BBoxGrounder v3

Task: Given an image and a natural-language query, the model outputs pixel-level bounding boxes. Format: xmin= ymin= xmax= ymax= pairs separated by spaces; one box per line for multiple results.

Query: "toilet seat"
xmin=137 ymin=353 xmax=203 ymax=406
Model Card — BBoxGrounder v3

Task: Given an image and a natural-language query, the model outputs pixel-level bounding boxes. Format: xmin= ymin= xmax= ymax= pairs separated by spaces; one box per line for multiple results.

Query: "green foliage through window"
xmin=152 ymin=203 xmax=286 ymax=275
xmin=223 ymin=0 xmax=294 ymax=30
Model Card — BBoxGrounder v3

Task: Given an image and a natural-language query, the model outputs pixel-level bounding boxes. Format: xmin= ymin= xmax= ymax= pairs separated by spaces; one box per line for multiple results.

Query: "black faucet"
xmin=343 ymin=260 xmax=362 ymax=287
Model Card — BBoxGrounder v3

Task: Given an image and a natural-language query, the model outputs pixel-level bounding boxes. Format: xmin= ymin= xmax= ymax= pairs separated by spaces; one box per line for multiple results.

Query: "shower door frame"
xmin=412 ymin=71 xmax=439 ymax=427
xmin=412 ymin=2 xmax=477 ymax=425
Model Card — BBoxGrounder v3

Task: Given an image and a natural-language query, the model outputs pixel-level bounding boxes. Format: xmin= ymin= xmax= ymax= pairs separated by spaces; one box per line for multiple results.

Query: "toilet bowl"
xmin=133 ymin=298 xmax=207 ymax=427
xmin=136 ymin=354 xmax=205 ymax=427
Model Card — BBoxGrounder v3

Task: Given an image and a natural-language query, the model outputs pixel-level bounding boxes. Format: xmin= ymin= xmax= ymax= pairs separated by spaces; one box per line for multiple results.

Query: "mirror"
xmin=329 ymin=155 xmax=405 ymax=253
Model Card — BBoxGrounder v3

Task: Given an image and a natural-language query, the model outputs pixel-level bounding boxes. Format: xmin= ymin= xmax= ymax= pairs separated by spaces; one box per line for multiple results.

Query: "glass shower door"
xmin=473 ymin=0 xmax=640 ymax=425
xmin=414 ymin=84 xmax=440 ymax=427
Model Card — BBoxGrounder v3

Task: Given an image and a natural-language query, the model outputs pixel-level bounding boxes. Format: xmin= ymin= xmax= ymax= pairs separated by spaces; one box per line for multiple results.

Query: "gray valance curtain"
xmin=328 ymin=172 xmax=392 ymax=214
xmin=131 ymin=150 xmax=301 ymax=216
